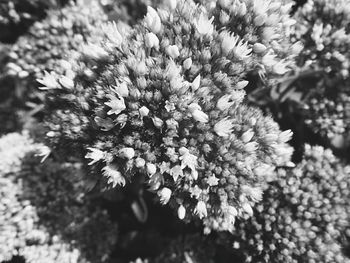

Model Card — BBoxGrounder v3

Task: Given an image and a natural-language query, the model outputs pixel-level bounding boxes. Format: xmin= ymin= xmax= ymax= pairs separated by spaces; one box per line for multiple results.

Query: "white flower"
xmin=190 ymin=185 xmax=202 ymax=199
xmin=236 ymin=2 xmax=247 ymax=16
xmin=241 ymin=129 xmax=254 ymax=143
xmin=105 ymin=96 xmax=126 ymax=116
xmin=81 ymin=43 xmax=108 ymax=60
xmin=244 ymin=142 xmax=258 ymax=153
xmin=220 ymin=31 xmax=239 ymax=55
xmin=102 ymin=165 xmax=126 ymax=187
xmin=206 ymin=174 xmax=219 ymax=186
xmin=152 ymin=116 xmax=164 ymax=128
xmin=177 ymin=205 xmax=186 ymax=219
xmin=214 ymin=118 xmax=234 ymax=137
xmin=119 ymin=147 xmax=135 ymax=159
xmin=194 ymin=201 xmax=207 ymax=219
xmin=139 ymin=106 xmax=150 ymax=117
xmin=85 ymin=147 xmax=105 ymax=165
xmin=158 ymin=187 xmax=172 ymax=205
xmin=37 ymin=71 xmax=59 ymax=90
xmin=195 ymin=13 xmax=214 ymax=36
xmin=113 ymin=82 xmax=129 ymax=97
xmin=146 ymin=163 xmax=157 ymax=176
xmin=236 ymin=80 xmax=249 ymax=89
xmin=262 ymin=52 xmax=277 ymax=67
xmin=233 ymin=40 xmax=252 ymax=60
xmin=166 ymin=45 xmax=180 ymax=59
xmin=290 ymin=41 xmax=303 ymax=55
xmin=145 ymin=32 xmax=159 ymax=49
xmin=170 ymin=165 xmax=183 ymax=181
xmin=191 ymin=75 xmax=201 ymax=91
xmin=59 ymin=76 xmax=74 ymax=89
xmin=102 ymin=21 xmax=123 ymax=46
xmin=241 ymin=186 xmax=263 ymax=202
xmin=273 ymin=61 xmax=289 ymax=75
xmin=35 ymin=145 xmax=51 ymax=163
xmin=180 ymin=152 xmax=198 ymax=171
xmin=144 ymin=6 xmax=162 ymax=34
xmin=217 ymin=95 xmax=234 ymax=111
xmin=278 ymin=129 xmax=293 ymax=143
xmin=183 ymin=57 xmax=192 ymax=70
xmin=191 ymin=109 xmax=208 ymax=123
xmin=241 ymin=202 xmax=253 ymax=217
xmin=135 ymin=157 xmax=146 ymax=168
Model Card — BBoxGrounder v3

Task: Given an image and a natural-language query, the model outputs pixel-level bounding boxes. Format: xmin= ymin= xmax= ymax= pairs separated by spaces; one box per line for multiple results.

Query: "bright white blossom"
xmin=158 ymin=187 xmax=172 ymax=205
xmin=144 ymin=6 xmax=162 ymax=34
xmin=195 ymin=13 xmax=214 ymax=36
xmin=105 ymin=96 xmax=126 ymax=115
xmin=214 ymin=118 xmax=234 ymax=137
xmin=194 ymin=201 xmax=208 ymax=219
xmin=119 ymin=147 xmax=135 ymax=159
xmin=85 ymin=147 xmax=105 ymax=165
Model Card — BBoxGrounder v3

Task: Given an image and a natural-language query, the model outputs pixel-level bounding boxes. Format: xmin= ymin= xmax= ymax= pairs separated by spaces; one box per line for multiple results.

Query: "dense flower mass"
xmin=41 ymin=0 xmax=294 ymax=233
xmin=4 ymin=0 xmax=108 ymax=99
xmin=0 ymin=132 xmax=117 ymax=262
xmin=208 ymin=0 xmax=302 ymax=83
xmin=291 ymin=0 xmax=350 ymax=147
xmin=226 ymin=145 xmax=350 ymax=262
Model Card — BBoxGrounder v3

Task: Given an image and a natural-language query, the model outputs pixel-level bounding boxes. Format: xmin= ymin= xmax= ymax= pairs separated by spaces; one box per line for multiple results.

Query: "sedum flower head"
xmin=225 ymin=145 xmax=350 ymax=262
xmin=43 ymin=0 xmax=293 ymax=233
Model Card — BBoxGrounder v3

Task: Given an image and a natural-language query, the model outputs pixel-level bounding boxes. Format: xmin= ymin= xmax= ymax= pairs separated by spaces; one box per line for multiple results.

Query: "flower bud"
xmin=59 ymin=76 xmax=74 ymax=89
xmin=158 ymin=187 xmax=172 ymax=205
xmin=244 ymin=142 xmax=257 ymax=153
xmin=139 ymin=106 xmax=150 ymax=117
xmin=253 ymin=43 xmax=267 ymax=53
xmin=254 ymin=15 xmax=266 ymax=26
xmin=183 ymin=57 xmax=192 ymax=70
xmin=166 ymin=45 xmax=180 ymax=59
xmin=135 ymin=157 xmax=146 ymax=168
xmin=194 ymin=201 xmax=207 ymax=219
xmin=152 ymin=116 xmax=164 ymax=128
xmin=237 ymin=3 xmax=247 ymax=16
xmin=191 ymin=75 xmax=200 ymax=91
xmin=236 ymin=80 xmax=249 ymax=89
xmin=145 ymin=32 xmax=159 ymax=49
xmin=241 ymin=129 xmax=254 ymax=143
xmin=242 ymin=202 xmax=253 ymax=216
xmin=119 ymin=147 xmax=135 ymax=159
xmin=192 ymin=109 xmax=209 ymax=123
xmin=82 ymin=43 xmax=108 ymax=60
xmin=144 ymin=6 xmax=162 ymax=34
xmin=146 ymin=163 xmax=157 ymax=176
xmin=177 ymin=205 xmax=186 ymax=219
xmin=114 ymin=82 xmax=129 ymax=97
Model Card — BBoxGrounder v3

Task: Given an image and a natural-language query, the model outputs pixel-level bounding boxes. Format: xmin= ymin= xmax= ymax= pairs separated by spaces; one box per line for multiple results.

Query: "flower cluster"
xmin=0 ymin=132 xmax=117 ymax=262
xmin=305 ymin=91 xmax=350 ymax=148
xmin=224 ymin=145 xmax=350 ymax=262
xmin=42 ymin=0 xmax=293 ymax=233
xmin=4 ymin=0 xmax=108 ymax=101
xmin=294 ymin=0 xmax=350 ymax=79
xmin=208 ymin=0 xmax=302 ymax=84
xmin=291 ymin=0 xmax=350 ymax=148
